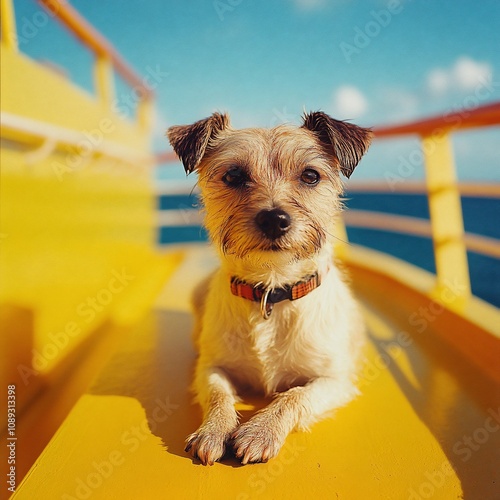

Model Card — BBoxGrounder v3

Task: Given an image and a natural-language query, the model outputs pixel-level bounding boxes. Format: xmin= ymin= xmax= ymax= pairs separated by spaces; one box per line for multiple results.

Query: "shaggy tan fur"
xmin=167 ymin=111 xmax=372 ymax=465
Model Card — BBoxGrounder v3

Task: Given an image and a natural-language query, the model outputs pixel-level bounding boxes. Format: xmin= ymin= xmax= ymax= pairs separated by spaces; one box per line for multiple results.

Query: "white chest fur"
xmin=197 ymin=265 xmax=362 ymax=395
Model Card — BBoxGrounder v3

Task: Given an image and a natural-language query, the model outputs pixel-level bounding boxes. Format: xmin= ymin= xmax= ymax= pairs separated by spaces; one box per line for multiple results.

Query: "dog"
xmin=167 ymin=111 xmax=372 ymax=465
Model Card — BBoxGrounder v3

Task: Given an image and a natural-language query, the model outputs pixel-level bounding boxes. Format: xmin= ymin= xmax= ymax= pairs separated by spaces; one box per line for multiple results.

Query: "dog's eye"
xmin=222 ymin=167 xmax=248 ymax=188
xmin=300 ymin=168 xmax=320 ymax=185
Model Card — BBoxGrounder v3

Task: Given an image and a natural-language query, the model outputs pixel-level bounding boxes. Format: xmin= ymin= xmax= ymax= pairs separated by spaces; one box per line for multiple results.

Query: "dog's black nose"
xmin=255 ymin=208 xmax=291 ymax=240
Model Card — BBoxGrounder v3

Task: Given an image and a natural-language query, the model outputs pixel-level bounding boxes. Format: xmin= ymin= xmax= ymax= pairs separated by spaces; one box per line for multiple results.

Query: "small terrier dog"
xmin=167 ymin=111 xmax=372 ymax=465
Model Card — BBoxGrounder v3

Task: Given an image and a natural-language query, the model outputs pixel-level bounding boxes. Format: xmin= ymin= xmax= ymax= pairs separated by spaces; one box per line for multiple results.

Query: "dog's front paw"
xmin=185 ymin=426 xmax=230 ymax=466
xmin=231 ymin=417 xmax=286 ymax=464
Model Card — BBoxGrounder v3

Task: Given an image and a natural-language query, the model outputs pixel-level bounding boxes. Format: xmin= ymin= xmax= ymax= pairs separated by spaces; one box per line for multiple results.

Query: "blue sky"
xmin=13 ymin=0 xmax=500 ymax=181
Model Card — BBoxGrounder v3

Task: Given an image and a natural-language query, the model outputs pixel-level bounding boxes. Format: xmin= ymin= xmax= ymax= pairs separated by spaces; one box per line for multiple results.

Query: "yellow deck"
xmin=12 ymin=246 xmax=500 ymax=500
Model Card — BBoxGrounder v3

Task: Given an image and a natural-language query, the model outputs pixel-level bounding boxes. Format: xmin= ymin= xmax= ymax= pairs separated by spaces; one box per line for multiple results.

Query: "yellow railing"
xmin=345 ymin=102 xmax=500 ymax=308
xmin=1 ymin=0 xmax=154 ymax=132
xmin=0 ymin=0 xmax=16 ymax=51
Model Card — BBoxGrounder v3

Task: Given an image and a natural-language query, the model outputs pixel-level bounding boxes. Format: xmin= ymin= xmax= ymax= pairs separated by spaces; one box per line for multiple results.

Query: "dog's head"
xmin=167 ymin=112 xmax=371 ymax=264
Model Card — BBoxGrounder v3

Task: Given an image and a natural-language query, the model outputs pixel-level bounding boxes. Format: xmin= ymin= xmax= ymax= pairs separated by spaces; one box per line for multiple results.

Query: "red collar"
xmin=230 ymin=271 xmax=322 ymax=319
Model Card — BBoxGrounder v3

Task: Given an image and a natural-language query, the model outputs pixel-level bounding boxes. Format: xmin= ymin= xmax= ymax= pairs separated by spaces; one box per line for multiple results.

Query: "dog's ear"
xmin=302 ymin=111 xmax=372 ymax=178
xmin=167 ymin=112 xmax=231 ymax=174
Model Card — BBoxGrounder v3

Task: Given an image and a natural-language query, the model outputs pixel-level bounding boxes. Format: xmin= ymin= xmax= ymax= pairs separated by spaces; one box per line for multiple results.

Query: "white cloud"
xmin=332 ymin=85 xmax=368 ymax=118
xmin=454 ymin=57 xmax=492 ymax=90
xmin=427 ymin=56 xmax=493 ymax=95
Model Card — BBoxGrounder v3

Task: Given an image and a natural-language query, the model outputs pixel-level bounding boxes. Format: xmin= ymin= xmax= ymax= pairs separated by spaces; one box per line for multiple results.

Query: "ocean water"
xmin=343 ymin=194 xmax=500 ymax=307
xmin=158 ymin=193 xmax=500 ymax=308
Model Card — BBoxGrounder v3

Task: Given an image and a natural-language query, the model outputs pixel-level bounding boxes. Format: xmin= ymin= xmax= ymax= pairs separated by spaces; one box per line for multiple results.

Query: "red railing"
xmin=38 ymin=0 xmax=154 ymax=99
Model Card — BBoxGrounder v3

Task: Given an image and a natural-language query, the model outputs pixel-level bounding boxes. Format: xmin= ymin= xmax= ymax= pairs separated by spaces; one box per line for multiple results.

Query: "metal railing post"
xmin=1 ymin=0 xmax=18 ymax=51
xmin=94 ymin=55 xmax=114 ymax=110
xmin=36 ymin=0 xmax=155 ymax=132
xmin=422 ymin=132 xmax=471 ymax=306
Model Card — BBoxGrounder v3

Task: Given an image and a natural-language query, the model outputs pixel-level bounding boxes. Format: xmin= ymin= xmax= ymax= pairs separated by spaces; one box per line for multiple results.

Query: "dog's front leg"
xmin=232 ymin=376 xmax=358 ymax=464
xmin=185 ymin=367 xmax=239 ymax=465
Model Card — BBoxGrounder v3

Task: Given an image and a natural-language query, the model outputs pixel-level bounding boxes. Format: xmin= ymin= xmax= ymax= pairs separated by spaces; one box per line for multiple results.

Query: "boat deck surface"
xmin=13 ymin=246 xmax=500 ymax=500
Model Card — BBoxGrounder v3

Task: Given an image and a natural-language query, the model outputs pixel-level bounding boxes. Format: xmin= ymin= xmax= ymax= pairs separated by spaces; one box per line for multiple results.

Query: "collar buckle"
xmin=260 ymin=288 xmax=273 ymax=320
